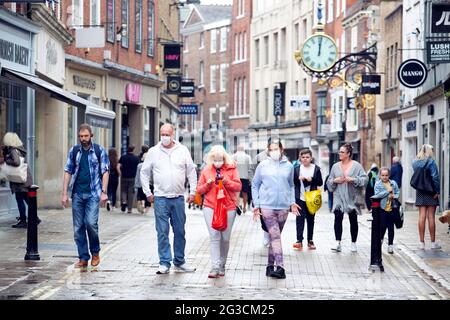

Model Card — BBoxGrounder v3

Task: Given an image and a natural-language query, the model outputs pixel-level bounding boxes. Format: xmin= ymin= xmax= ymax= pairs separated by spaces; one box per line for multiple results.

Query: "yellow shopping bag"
xmin=304 ymin=189 xmax=322 ymax=215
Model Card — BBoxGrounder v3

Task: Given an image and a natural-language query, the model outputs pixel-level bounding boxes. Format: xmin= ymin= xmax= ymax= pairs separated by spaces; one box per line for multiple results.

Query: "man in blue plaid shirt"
xmin=62 ymin=124 xmax=109 ymax=268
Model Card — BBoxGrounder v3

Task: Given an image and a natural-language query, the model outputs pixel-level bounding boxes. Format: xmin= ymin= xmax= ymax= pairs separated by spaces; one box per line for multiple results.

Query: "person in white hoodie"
xmin=140 ymin=124 xmax=198 ymax=275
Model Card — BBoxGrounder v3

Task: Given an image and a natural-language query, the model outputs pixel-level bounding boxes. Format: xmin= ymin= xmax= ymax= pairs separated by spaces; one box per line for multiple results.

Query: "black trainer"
xmin=270 ymin=266 xmax=286 ymax=279
xmin=106 ymin=201 xmax=111 ymax=211
xmin=12 ymin=220 xmax=27 ymax=228
xmin=121 ymin=203 xmax=126 ymax=212
xmin=265 ymin=265 xmax=274 ymax=277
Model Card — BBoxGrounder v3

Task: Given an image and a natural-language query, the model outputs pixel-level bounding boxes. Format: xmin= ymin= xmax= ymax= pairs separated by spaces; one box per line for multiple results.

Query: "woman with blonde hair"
xmin=2 ymin=132 xmax=38 ymax=228
xmin=196 ymin=145 xmax=241 ymax=278
xmin=412 ymin=144 xmax=441 ymax=250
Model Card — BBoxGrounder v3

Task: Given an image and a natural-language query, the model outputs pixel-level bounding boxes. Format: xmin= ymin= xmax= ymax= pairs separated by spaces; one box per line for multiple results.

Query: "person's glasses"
xmin=338 ymin=151 xmax=347 ymax=154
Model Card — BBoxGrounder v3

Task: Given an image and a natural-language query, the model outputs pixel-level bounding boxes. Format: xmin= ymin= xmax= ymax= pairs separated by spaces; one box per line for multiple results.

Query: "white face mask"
xmin=214 ymin=160 xmax=224 ymax=168
xmin=161 ymin=136 xmax=172 ymax=146
xmin=269 ymin=150 xmax=281 ymax=161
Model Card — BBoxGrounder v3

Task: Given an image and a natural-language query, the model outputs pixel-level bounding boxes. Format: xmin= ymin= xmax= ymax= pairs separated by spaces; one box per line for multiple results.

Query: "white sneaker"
xmin=156 ymin=264 xmax=170 ymax=274
xmin=262 ymin=232 xmax=270 ymax=247
xmin=431 ymin=242 xmax=442 ymax=250
xmin=350 ymin=242 xmax=357 ymax=252
xmin=418 ymin=242 xmax=425 ymax=250
xmin=331 ymin=242 xmax=342 ymax=252
xmin=388 ymin=245 xmax=394 ymax=254
xmin=174 ymin=263 xmax=196 ymax=273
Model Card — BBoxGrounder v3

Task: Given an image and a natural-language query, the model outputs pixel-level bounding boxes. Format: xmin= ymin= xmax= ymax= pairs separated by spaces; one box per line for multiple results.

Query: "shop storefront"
xmin=399 ymin=107 xmax=418 ymax=209
xmin=415 ymin=86 xmax=449 ymax=211
xmin=105 ymin=65 xmax=162 ymax=155
xmin=0 ymin=8 xmax=39 ymax=218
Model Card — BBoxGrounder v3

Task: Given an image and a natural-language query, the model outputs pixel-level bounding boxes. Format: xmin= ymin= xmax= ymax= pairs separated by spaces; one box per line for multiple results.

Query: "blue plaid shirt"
xmin=64 ymin=143 xmax=109 ymax=200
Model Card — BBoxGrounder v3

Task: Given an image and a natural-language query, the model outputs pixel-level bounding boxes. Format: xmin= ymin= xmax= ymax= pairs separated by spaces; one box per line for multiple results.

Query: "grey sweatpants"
xmin=203 ymin=207 xmax=236 ymax=270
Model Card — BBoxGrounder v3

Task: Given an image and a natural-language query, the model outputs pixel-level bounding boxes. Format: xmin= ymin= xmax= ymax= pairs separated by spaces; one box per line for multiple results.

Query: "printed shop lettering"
xmin=0 ymin=38 xmax=29 ymax=66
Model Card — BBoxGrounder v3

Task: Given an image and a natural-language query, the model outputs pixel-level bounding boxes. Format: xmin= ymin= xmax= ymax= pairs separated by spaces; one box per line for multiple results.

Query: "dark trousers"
xmin=380 ymin=209 xmax=395 ymax=245
xmin=334 ymin=209 xmax=358 ymax=242
xmin=15 ymin=192 xmax=29 ymax=221
xmin=120 ymin=178 xmax=135 ymax=209
xmin=108 ymin=173 xmax=119 ymax=207
xmin=295 ymin=199 xmax=315 ymax=242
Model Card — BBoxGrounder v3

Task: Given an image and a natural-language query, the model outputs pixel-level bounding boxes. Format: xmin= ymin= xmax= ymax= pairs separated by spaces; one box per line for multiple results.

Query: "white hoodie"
xmin=140 ymin=141 xmax=197 ymax=198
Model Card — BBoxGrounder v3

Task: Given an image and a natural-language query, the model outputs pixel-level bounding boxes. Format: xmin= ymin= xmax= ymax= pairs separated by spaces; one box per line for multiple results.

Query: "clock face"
xmin=301 ymin=34 xmax=338 ymax=72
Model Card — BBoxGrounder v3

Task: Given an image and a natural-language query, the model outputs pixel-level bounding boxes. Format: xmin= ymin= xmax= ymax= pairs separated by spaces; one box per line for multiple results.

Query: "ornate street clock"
xmin=300 ymin=33 xmax=338 ymax=72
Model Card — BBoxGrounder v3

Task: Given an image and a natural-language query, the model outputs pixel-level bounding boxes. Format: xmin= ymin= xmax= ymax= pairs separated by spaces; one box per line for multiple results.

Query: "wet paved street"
xmin=1 ymin=204 xmax=448 ymax=300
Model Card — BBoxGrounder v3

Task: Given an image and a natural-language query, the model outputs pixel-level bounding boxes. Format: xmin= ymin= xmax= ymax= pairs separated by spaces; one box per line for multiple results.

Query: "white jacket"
xmin=140 ymin=142 xmax=197 ymax=198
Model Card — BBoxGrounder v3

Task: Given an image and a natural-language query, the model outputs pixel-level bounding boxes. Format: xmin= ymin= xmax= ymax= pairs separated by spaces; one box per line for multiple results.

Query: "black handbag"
xmin=392 ymin=199 xmax=403 ymax=229
xmin=410 ymin=159 xmax=434 ymax=193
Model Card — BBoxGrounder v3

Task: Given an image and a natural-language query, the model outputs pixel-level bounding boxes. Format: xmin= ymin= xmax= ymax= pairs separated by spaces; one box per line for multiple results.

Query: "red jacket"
xmin=197 ymin=162 xmax=242 ymax=211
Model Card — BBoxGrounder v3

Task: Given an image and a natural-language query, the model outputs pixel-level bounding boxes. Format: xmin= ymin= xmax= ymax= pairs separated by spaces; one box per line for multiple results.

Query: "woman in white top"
xmin=293 ymin=148 xmax=323 ymax=250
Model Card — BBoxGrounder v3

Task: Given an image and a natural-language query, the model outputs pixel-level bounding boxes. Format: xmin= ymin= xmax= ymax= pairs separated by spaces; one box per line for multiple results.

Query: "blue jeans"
xmin=15 ymin=192 xmax=29 ymax=221
xmin=154 ymin=196 xmax=186 ymax=267
xmin=72 ymin=193 xmax=100 ymax=261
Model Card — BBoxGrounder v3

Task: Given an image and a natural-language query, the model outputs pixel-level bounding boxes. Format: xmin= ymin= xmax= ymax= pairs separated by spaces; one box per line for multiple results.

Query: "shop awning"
xmin=1 ymin=68 xmax=115 ymax=128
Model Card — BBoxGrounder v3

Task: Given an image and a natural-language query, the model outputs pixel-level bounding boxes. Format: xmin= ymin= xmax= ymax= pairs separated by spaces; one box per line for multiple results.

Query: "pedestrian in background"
xmin=140 ymin=124 xmax=197 ymax=275
xmin=327 ymin=143 xmax=368 ymax=253
xmin=61 ymin=124 xmax=109 ymax=268
xmin=135 ymin=152 xmax=150 ymax=214
xmin=118 ymin=145 xmax=140 ymax=213
xmin=252 ymin=140 xmax=300 ymax=279
xmin=232 ymin=143 xmax=252 ymax=213
xmin=365 ymin=163 xmax=379 ymax=212
xmin=324 ymin=174 xmax=333 ymax=213
xmin=197 ymin=145 xmax=241 ymax=278
xmin=2 ymin=132 xmax=38 ymax=228
xmin=293 ymin=148 xmax=323 ymax=251
xmin=373 ymin=167 xmax=400 ymax=254
xmin=390 ymin=156 xmax=403 ymax=189
xmin=412 ymin=144 xmax=441 ymax=250
xmin=106 ymin=148 xmax=119 ymax=211
xmin=139 ymin=145 xmax=149 ymax=161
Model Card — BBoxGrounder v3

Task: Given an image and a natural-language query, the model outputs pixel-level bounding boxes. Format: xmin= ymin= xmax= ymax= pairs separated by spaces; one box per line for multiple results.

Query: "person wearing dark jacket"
xmin=2 ymin=132 xmax=38 ymax=228
xmin=293 ymin=148 xmax=323 ymax=250
xmin=390 ymin=156 xmax=403 ymax=189
xmin=365 ymin=164 xmax=379 ymax=212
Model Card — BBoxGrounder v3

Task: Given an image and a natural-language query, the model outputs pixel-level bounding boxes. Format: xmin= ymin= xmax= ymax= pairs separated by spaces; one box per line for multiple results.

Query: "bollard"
xmin=369 ymin=197 xmax=383 ymax=272
xmin=25 ymin=185 xmax=40 ymax=261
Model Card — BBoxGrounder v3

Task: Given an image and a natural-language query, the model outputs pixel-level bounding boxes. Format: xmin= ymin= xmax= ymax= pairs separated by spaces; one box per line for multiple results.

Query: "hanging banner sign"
xmin=397 ymin=59 xmax=428 ymax=88
xmin=274 ymin=88 xmax=285 ymax=116
xmin=431 ymin=4 xmax=450 ymax=34
xmin=164 ymin=44 xmax=181 ymax=69
xmin=179 ymin=80 xmax=195 ymax=97
xmin=426 ymin=41 xmax=450 ymax=64
xmin=166 ymin=75 xmax=181 ymax=94
xmin=179 ymin=104 xmax=198 ymax=115
xmin=360 ymin=75 xmax=381 ymax=94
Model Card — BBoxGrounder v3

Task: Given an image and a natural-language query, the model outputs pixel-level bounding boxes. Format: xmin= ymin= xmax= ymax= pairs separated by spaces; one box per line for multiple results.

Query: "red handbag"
xmin=212 ymin=180 xmax=228 ymax=231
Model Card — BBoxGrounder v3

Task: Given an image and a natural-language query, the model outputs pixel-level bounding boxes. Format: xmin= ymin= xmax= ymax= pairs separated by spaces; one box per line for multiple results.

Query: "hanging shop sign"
xmin=426 ymin=41 xmax=450 ymax=64
xmin=179 ymin=104 xmax=198 ymax=115
xmin=125 ymin=83 xmax=141 ymax=103
xmin=164 ymin=44 xmax=181 ymax=69
xmin=397 ymin=59 xmax=428 ymax=88
xmin=360 ymin=74 xmax=381 ymax=94
xmin=289 ymin=95 xmax=310 ymax=111
xmin=274 ymin=87 xmax=285 ymax=116
xmin=179 ymin=80 xmax=195 ymax=97
xmin=166 ymin=75 xmax=181 ymax=95
xmin=431 ymin=4 xmax=450 ymax=34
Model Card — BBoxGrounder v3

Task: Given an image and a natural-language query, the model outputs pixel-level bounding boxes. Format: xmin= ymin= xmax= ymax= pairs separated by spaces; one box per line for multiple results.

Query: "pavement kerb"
xmin=358 ymin=214 xmax=450 ymax=294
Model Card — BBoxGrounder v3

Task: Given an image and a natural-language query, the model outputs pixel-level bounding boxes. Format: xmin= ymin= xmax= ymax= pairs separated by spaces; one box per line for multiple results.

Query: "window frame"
xmin=147 ymin=0 xmax=155 ymax=57
xmin=121 ymin=0 xmax=129 ymax=48
xmin=135 ymin=0 xmax=143 ymax=53
xmin=106 ymin=0 xmax=115 ymax=43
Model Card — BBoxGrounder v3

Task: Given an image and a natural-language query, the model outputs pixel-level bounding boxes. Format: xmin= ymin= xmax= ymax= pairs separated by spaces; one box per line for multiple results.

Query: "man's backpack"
xmin=70 ymin=144 xmax=103 ymax=178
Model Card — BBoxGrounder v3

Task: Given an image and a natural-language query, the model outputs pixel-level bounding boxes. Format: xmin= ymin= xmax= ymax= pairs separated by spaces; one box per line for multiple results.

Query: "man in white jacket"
xmin=140 ymin=124 xmax=198 ymax=274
